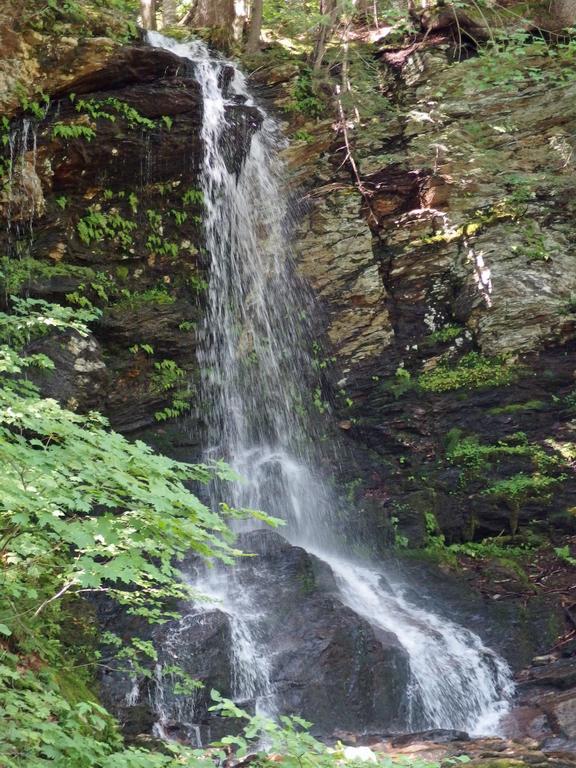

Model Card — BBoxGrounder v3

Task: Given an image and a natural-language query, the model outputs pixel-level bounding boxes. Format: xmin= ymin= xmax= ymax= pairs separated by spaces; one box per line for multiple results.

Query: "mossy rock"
xmin=467 ymin=761 xmax=530 ymax=768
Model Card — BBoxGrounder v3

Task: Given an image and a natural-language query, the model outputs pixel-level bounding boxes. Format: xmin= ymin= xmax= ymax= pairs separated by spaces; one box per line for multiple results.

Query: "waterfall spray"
xmin=146 ymin=31 xmax=514 ymax=740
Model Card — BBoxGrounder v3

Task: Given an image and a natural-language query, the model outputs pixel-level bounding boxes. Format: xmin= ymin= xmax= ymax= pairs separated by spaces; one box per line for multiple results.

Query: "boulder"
xmin=99 ymin=531 xmax=411 ymax=740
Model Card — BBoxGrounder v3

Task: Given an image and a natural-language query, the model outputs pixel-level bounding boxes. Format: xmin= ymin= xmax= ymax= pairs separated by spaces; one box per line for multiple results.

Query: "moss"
xmin=490 ymin=556 xmax=531 ymax=584
xmin=413 ymin=202 xmax=518 ymax=247
xmin=0 ymin=256 xmax=115 ymax=300
xmin=489 ymin=399 xmax=546 ymax=414
xmin=468 ymin=761 xmax=529 ymax=768
xmin=298 ymin=567 xmax=317 ymax=595
xmin=419 ymin=352 xmax=518 ymax=393
xmin=54 ymin=669 xmax=99 ymax=708
xmin=447 ymin=432 xmax=557 ymax=472
xmin=485 ymin=472 xmax=564 ymax=502
xmin=399 ymin=546 xmax=460 ymax=569
xmin=113 ymin=286 xmax=176 ymax=310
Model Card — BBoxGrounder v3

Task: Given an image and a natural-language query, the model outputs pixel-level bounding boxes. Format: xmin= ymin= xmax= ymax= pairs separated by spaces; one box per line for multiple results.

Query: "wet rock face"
xmin=234 ymin=531 xmax=410 ymax=735
xmin=378 ymin=557 xmax=565 ymax=673
xmin=505 ymin=655 xmax=576 ymax=753
xmin=0 ymin=42 xmax=260 ymax=443
xmin=99 ymin=531 xmax=410 ymax=741
xmin=296 ymin=190 xmax=393 ymax=369
xmin=282 ymin=38 xmax=576 ymax=549
xmin=26 ymin=330 xmax=108 ymax=412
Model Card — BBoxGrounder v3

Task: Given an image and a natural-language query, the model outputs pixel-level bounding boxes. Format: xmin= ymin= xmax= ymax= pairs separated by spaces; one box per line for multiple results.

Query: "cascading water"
xmin=2 ymin=118 xmax=42 ymax=264
xmin=146 ymin=31 xmax=514 ymax=740
xmin=321 ymin=554 xmax=514 ymax=733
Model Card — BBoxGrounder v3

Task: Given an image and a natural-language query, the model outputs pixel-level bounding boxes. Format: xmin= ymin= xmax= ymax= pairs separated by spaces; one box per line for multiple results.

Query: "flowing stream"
xmin=146 ymin=32 xmax=514 ymax=740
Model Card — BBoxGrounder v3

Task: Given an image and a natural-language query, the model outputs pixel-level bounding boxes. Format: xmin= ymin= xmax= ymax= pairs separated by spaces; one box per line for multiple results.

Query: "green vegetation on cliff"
xmin=0 ymin=298 xmax=262 ymax=765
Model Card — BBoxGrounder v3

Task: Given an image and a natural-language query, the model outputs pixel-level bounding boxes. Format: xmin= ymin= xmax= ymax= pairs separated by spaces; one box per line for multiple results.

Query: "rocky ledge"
xmin=338 ymin=732 xmax=576 ymax=768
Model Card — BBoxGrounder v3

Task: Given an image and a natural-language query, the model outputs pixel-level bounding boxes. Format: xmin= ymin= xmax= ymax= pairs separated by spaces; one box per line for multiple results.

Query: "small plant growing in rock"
xmin=51 ymin=122 xmax=96 ymax=142
xmin=419 ymin=352 xmax=518 ymax=393
xmin=484 ymin=473 xmax=564 ymax=536
xmin=427 ymin=324 xmax=464 ymax=344
xmin=554 ymin=545 xmax=576 ymax=566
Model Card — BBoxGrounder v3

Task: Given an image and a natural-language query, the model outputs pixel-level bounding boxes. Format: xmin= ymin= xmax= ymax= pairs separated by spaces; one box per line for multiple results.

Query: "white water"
xmin=320 ymin=553 xmax=514 ymax=734
xmin=4 ymin=118 xmax=40 ymax=262
xmin=146 ymin=31 xmax=514 ymax=739
xmin=190 ymin=568 xmax=277 ymax=717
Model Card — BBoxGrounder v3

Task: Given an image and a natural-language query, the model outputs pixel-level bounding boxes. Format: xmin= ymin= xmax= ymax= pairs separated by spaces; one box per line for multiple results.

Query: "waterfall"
xmin=146 ymin=31 xmax=514 ymax=740
xmin=2 ymin=118 xmax=41 ymax=263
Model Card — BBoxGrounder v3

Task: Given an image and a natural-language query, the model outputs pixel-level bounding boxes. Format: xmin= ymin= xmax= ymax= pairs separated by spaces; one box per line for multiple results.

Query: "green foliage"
xmin=182 ymin=188 xmax=204 ymax=206
xmin=483 ymin=471 xmax=564 ymax=535
xmin=129 ymin=343 xmax=154 ymax=355
xmin=329 ymin=44 xmax=392 ymax=121
xmin=485 ymin=472 xmax=562 ymax=506
xmin=448 ymin=536 xmax=539 ymax=561
xmin=427 ymin=324 xmax=464 ymax=344
xmin=0 ymin=297 xmax=280 ymax=765
xmin=146 ymin=209 xmax=180 ymax=259
xmin=564 ymin=387 xmax=576 ymax=412
xmin=188 ymin=273 xmax=208 ymax=293
xmin=287 ymin=69 xmax=326 ymax=118
xmin=422 ymin=512 xmax=450 ymax=556
xmin=0 ymin=304 xmax=246 ymax=627
xmin=171 ymin=209 xmax=188 ymax=226
xmin=262 ymin=0 xmax=323 ymax=37
xmin=292 ymin=129 xmax=314 ymax=143
xmin=151 ymin=359 xmax=186 ymax=392
xmin=391 ymin=515 xmax=409 ymax=549
xmin=114 ymin=285 xmax=176 ymax=310
xmin=447 ymin=431 xmax=557 ymax=474
xmin=312 ymin=386 xmax=329 ymax=414
xmin=419 ymin=352 xmax=518 ymax=393
xmin=28 ymin=0 xmax=136 ymax=39
xmin=554 ymin=545 xmax=576 ymax=566
xmin=415 ymin=201 xmax=520 ymax=247
xmin=419 ymin=510 xmax=541 ymax=565
xmin=211 ymin=691 xmax=471 ymax=768
xmin=0 ymin=257 xmax=115 ymax=302
xmin=17 ymin=88 xmax=50 ymax=119
xmin=74 ymin=96 xmax=155 ymax=130
xmin=0 ymin=645 xmax=217 ymax=766
xmin=446 ymin=431 xmax=564 ymax=506
xmin=384 ymin=366 xmax=415 ymax=399
xmin=461 ymin=32 xmax=576 ymax=94
xmin=154 ymin=389 xmax=194 ymax=422
xmin=77 ymin=206 xmax=137 ymax=250
xmin=0 ymin=119 xmax=11 ymax=178
xmin=52 ymin=122 xmax=96 ymax=142
xmin=311 ymin=340 xmax=336 ymax=371
xmin=444 ymin=430 xmax=568 ymax=534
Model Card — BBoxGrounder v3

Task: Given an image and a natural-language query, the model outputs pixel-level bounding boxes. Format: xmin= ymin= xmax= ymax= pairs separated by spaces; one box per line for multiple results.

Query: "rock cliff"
xmin=2 ymin=2 xmax=576 ymax=760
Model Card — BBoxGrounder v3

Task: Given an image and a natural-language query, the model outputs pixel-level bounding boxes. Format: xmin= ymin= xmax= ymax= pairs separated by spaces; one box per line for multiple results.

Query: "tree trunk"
xmin=140 ymin=0 xmax=157 ymax=30
xmin=356 ymin=0 xmax=379 ymax=25
xmin=183 ymin=0 xmax=246 ymax=44
xmin=246 ymin=0 xmax=263 ymax=52
xmin=190 ymin=0 xmax=235 ymax=30
xmin=312 ymin=0 xmax=341 ymax=74
xmin=162 ymin=0 xmax=177 ymax=27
